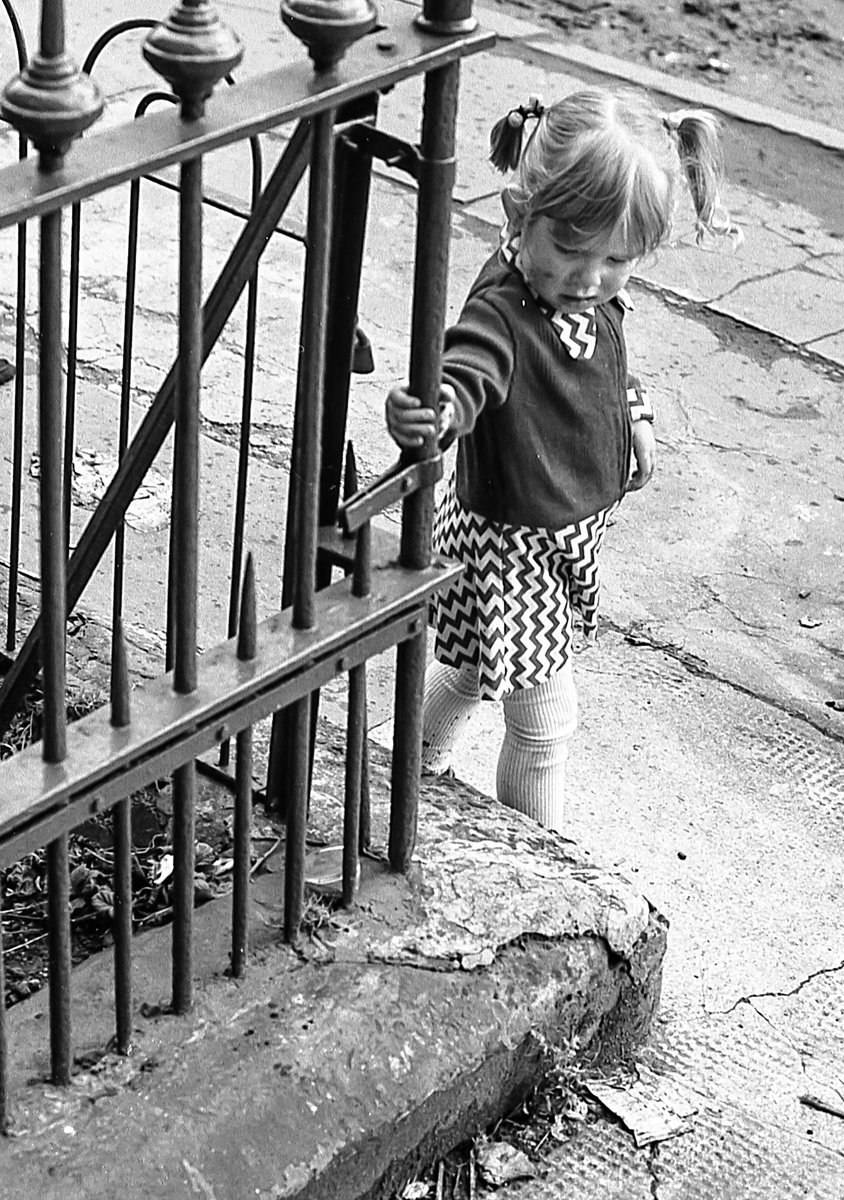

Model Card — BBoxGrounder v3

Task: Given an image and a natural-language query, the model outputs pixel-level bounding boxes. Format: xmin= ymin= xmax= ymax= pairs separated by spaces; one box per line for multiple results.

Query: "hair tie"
xmin=663 ymin=108 xmax=699 ymax=137
xmin=490 ymin=94 xmax=545 ymax=173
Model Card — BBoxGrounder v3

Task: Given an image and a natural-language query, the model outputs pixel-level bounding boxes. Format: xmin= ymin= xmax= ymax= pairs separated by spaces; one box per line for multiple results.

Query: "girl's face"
xmin=515 ymin=216 xmax=641 ymax=313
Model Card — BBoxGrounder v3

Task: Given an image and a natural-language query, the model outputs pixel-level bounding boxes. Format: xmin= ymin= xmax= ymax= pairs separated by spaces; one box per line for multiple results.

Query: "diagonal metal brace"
xmin=340 ymin=123 xmax=421 ymax=179
xmin=339 ymin=452 xmax=442 ymax=534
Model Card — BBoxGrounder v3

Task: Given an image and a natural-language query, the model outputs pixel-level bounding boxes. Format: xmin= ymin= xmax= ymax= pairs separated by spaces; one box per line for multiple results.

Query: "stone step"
xmin=0 ymin=726 xmax=665 ymax=1200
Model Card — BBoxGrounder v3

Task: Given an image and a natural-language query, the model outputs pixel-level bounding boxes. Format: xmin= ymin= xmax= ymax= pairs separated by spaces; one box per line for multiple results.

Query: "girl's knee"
xmin=502 ymin=668 xmax=578 ymax=745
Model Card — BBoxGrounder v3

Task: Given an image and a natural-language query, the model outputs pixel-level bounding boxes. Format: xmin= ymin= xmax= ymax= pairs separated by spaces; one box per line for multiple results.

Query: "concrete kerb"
xmin=464 ymin=0 xmax=844 ymax=153
xmin=0 ymin=721 xmax=667 ymax=1200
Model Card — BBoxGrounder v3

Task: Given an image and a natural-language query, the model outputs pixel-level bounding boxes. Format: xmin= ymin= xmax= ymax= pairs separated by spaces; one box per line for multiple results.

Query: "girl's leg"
xmin=496 ymin=662 xmax=578 ymax=833
xmin=422 ymin=660 xmax=482 ymax=774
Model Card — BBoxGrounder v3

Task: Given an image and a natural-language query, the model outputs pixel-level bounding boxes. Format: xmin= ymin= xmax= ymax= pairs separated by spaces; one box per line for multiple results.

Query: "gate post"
xmin=265 ymin=96 xmax=378 ymax=815
xmin=390 ymin=26 xmax=464 ymax=870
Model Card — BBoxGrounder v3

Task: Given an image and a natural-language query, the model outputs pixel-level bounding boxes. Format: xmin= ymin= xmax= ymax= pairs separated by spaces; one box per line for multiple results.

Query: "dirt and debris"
xmin=0 ymin=594 xmax=267 ymax=1009
xmin=394 ymin=1039 xmax=612 ymax=1197
xmin=491 ymin=0 xmax=844 ymax=124
xmin=0 ymin=767 xmax=242 ymax=1007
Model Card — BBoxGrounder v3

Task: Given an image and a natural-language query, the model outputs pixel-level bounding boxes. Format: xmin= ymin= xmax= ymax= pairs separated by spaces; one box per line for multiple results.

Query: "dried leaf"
xmin=585 ymin=1067 xmax=697 ymax=1147
xmin=154 ymin=853 xmax=174 ymax=885
xmin=195 ymin=842 xmax=215 ymax=867
xmin=475 ymin=1140 xmax=537 ymax=1187
xmin=400 ymin=1183 xmax=432 ymax=1199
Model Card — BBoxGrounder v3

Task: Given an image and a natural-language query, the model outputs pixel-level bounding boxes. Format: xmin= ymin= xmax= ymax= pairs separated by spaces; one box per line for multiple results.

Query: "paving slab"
xmin=711 ymin=266 xmax=844 ymax=346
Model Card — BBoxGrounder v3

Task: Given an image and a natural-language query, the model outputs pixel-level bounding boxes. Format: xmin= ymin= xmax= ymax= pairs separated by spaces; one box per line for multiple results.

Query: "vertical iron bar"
xmin=7 ymin=189 xmax=27 ymax=653
xmin=110 ymin=174 xmax=141 ymax=1049
xmin=4 ymin=1 xmax=28 ymax=653
xmin=225 ymin=144 xmax=263 ymax=644
xmin=231 ymin=554 xmax=256 ymax=977
xmin=0 ymin=892 xmax=8 ymax=1133
xmin=113 ymin=177 xmax=141 ymax=630
xmin=291 ymin=111 xmax=334 ymax=632
xmin=284 ymin=109 xmax=335 ymax=940
xmin=344 ymin=443 xmax=371 ymax=855
xmin=63 ymin=204 xmax=82 ymax=550
xmin=390 ymin=62 xmax=460 ymax=872
xmin=0 ymin=15 xmax=28 ymax=647
xmin=165 ymin=504 xmax=178 ymax=672
xmin=318 ymin=122 xmax=376 ymax=531
xmin=113 ymin=797 xmax=133 ymax=1052
xmin=41 ymin=0 xmax=65 ymax=58
xmin=343 ymin=663 xmax=365 ymax=906
xmin=171 ymin=762 xmax=195 ymax=1013
xmin=265 ymin=107 xmax=373 ymax=812
xmin=221 ymin=140 xmax=263 ymax=771
xmin=110 ymin=618 xmax=132 ymax=1053
xmin=41 ymin=203 xmax=72 ymax=1081
xmin=343 ymin=521 xmax=371 ymax=906
xmin=219 ymin=266 xmax=258 ymax=773
xmin=283 ymin=697 xmax=310 ymax=943
xmin=40 ymin=220 xmax=67 ymax=761
xmin=389 ymin=626 xmax=427 ymax=871
xmin=171 ymin=153 xmax=203 ymax=1014
xmin=47 ymin=836 xmax=71 ymax=1083
xmin=360 ymin=732 xmax=371 ymax=853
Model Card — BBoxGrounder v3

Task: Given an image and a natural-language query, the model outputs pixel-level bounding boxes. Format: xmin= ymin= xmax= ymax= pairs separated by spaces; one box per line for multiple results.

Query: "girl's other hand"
xmin=628 ymin=419 xmax=656 ymax=491
xmin=385 ymin=386 xmax=438 ymax=449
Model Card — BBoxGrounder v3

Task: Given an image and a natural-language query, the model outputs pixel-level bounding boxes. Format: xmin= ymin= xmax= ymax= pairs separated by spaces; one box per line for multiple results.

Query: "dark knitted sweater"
xmin=441 ymin=251 xmax=632 ymax=529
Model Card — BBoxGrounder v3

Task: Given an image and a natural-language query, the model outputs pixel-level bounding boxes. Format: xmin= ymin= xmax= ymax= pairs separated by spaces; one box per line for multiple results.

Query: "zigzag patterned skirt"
xmin=431 ymin=473 xmax=617 ymax=701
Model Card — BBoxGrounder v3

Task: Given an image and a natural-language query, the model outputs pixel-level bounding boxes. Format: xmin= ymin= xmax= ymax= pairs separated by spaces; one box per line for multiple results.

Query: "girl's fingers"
xmin=386 ymin=390 xmax=438 ymax=448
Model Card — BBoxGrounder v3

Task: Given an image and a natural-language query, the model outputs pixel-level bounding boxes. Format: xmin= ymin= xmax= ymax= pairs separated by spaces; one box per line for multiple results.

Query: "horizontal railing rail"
xmin=0 ymin=14 xmax=492 ymax=228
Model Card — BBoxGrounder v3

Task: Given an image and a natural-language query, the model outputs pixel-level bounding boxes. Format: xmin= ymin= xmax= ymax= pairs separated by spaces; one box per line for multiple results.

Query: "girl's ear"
xmin=501 ymin=186 xmax=527 ymax=229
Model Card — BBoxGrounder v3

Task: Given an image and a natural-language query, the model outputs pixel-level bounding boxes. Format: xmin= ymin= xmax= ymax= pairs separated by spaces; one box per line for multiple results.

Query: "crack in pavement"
xmin=647 ymin=1143 xmax=662 ymax=1200
xmin=605 ymin=621 xmax=844 ymax=747
xmin=630 ymin=278 xmax=844 ymax=379
xmin=711 ymin=957 xmax=844 ymax=1016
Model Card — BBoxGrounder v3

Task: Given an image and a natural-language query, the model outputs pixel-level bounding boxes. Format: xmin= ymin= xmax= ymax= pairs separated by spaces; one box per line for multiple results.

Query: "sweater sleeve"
xmin=439 ymin=295 xmax=514 ymax=447
xmin=626 ymin=372 xmax=655 ymax=423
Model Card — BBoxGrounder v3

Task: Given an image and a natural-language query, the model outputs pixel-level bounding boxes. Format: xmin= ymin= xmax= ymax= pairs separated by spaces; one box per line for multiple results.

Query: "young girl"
xmin=386 ymin=88 xmax=737 ymax=833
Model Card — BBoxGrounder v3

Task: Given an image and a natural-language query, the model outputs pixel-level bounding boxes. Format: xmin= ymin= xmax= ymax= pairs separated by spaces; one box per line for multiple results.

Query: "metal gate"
xmin=0 ymin=0 xmax=492 ymax=1127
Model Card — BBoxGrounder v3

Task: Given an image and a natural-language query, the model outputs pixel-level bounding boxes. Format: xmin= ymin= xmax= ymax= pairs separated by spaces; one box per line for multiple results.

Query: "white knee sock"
xmin=496 ymin=664 xmax=578 ymax=833
xmin=422 ymin=661 xmax=481 ymax=773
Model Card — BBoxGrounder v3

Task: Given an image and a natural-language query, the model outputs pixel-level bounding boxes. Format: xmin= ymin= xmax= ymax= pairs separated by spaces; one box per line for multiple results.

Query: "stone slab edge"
xmin=453 ymin=0 xmax=844 ymax=152
xmin=0 ymin=736 xmax=668 ymax=1200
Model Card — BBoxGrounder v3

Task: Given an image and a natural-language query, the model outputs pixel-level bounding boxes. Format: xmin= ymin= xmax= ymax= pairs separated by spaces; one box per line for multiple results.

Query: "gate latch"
xmin=338 ymin=451 xmax=443 ymax=534
xmin=341 ymin=123 xmax=421 ymax=180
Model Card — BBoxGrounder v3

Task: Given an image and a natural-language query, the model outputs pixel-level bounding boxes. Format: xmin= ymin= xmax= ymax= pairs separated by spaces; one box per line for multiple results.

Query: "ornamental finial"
xmin=143 ymin=0 xmax=244 ymax=119
xmin=280 ymin=0 xmax=378 ymax=72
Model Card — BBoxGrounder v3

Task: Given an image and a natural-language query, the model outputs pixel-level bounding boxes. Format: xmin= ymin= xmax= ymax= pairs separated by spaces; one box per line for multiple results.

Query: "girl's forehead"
xmin=535 ymin=216 xmax=637 ymax=257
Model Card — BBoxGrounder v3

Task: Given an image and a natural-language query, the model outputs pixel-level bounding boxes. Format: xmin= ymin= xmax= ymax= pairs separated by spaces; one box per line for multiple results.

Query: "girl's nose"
xmin=570 ymin=259 xmax=602 ymax=295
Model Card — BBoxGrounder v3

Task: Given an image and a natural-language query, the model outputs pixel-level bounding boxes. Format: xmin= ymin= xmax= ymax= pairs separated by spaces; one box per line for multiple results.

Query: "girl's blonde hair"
xmin=490 ymin=89 xmax=738 ymax=251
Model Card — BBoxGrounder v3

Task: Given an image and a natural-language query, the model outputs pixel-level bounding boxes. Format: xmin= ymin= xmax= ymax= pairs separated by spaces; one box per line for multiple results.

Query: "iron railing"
xmin=0 ymin=0 xmax=492 ymax=1130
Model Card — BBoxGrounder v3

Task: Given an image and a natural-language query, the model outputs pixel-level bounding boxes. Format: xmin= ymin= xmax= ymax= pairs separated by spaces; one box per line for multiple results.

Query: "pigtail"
xmin=490 ymin=95 xmax=545 ymax=173
xmin=664 ymin=108 xmax=742 ymax=245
